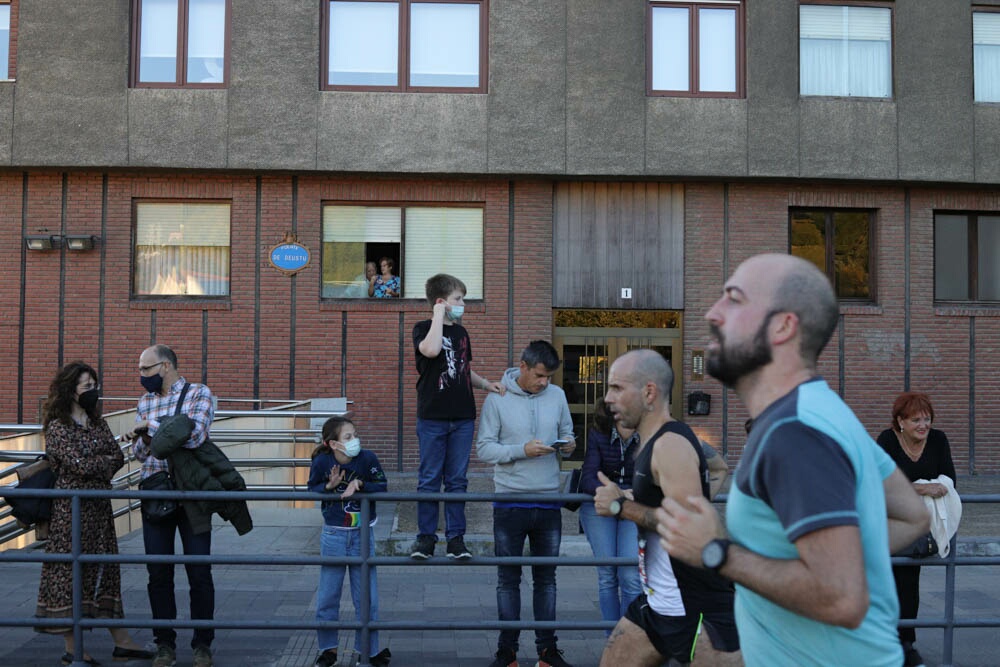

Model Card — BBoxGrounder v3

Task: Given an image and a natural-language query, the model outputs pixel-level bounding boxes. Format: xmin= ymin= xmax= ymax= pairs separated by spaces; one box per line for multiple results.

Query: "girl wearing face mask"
xmin=35 ymin=361 xmax=153 ymax=665
xmin=307 ymin=417 xmax=392 ymax=667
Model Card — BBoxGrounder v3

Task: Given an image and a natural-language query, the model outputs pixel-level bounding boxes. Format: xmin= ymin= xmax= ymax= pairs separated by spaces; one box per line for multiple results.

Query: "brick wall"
xmin=2 ymin=172 xmax=998 ymax=472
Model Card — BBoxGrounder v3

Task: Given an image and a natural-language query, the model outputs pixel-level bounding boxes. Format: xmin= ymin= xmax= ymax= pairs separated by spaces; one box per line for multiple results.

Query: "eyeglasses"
xmin=77 ymin=382 xmax=100 ymax=392
xmin=139 ymin=361 xmax=166 ymax=373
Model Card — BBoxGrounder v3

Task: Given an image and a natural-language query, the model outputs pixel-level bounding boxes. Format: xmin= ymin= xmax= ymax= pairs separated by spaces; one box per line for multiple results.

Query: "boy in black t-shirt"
xmin=410 ymin=274 xmax=505 ymax=560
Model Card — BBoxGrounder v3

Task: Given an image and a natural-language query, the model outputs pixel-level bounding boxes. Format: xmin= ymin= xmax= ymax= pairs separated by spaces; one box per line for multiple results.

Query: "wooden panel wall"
xmin=553 ymin=182 xmax=684 ymax=309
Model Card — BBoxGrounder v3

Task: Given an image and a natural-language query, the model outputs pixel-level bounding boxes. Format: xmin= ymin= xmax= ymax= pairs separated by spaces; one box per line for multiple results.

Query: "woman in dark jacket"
xmin=578 ymin=399 xmax=642 ymax=634
xmin=876 ymin=392 xmax=957 ymax=667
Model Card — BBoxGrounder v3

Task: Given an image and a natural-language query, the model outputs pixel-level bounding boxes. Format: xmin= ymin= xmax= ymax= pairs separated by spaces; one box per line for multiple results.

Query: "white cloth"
xmin=914 ymin=476 xmax=962 ymax=558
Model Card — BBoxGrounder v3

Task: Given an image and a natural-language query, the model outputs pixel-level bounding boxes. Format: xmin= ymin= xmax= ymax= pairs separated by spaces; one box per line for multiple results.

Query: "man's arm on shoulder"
xmin=884 ymin=467 xmax=931 ymax=552
xmin=704 ymin=446 xmax=729 ymax=499
xmin=416 ymin=305 xmax=446 ymax=358
xmin=617 ymin=433 xmax=701 ymax=532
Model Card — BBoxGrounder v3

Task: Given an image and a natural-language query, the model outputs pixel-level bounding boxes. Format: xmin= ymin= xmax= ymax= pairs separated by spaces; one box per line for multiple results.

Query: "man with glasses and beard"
xmin=656 ymin=253 xmax=929 ymax=667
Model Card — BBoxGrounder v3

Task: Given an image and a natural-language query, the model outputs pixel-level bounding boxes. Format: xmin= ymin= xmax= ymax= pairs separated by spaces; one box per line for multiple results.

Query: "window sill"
xmin=130 ymin=299 xmax=231 ymax=311
xmin=319 ymin=299 xmax=484 ymax=314
xmin=839 ymin=303 xmax=881 ymax=316
xmin=935 ymin=304 xmax=1000 ymax=317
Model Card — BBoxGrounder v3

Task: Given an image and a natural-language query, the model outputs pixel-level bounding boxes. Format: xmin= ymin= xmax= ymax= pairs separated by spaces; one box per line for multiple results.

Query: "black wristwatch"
xmin=608 ymin=496 xmax=629 ymax=519
xmin=701 ymin=538 xmax=732 ymax=573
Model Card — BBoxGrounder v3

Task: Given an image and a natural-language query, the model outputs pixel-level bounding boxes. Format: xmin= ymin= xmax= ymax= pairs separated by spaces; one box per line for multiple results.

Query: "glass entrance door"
xmin=553 ymin=317 xmax=682 ymax=466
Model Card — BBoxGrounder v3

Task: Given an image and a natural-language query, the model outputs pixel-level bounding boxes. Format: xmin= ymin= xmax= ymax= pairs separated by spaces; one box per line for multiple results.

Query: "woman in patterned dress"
xmin=367 ymin=256 xmax=400 ymax=298
xmin=35 ymin=361 xmax=152 ymax=665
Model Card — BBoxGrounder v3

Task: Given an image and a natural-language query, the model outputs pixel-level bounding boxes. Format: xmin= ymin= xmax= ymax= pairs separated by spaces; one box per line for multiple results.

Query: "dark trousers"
xmin=493 ymin=506 xmax=561 ymax=653
xmin=892 ymin=563 xmax=921 ymax=644
xmin=142 ymin=507 xmax=215 ymax=649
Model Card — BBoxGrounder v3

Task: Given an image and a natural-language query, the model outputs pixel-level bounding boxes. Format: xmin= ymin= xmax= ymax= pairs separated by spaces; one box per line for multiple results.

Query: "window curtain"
xmin=800 ymin=5 xmax=891 ymax=98
xmin=134 ymin=202 xmax=231 ymax=296
xmin=974 ymin=13 xmax=1000 ymax=103
xmin=651 ymin=6 xmax=690 ymax=91
xmin=403 ymin=208 xmax=483 ymax=299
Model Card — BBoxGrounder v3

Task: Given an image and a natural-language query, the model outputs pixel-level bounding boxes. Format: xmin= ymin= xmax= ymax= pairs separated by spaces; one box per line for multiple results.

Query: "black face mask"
xmin=78 ymin=388 xmax=100 ymax=413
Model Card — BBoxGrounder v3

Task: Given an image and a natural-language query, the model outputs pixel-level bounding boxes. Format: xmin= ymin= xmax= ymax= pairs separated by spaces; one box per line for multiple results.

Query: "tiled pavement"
xmin=1 ymin=475 xmax=999 ymax=666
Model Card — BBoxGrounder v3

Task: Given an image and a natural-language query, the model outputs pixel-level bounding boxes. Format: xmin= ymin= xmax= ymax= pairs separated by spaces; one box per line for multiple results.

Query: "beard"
xmin=706 ymin=315 xmax=774 ymax=388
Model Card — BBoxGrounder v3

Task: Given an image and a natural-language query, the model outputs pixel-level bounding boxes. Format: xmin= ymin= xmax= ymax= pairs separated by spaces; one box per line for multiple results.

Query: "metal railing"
xmin=0 ymin=484 xmax=998 ymax=667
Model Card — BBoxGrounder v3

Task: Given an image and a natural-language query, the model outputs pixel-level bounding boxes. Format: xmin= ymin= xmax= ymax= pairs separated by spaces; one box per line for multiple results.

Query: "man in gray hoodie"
xmin=477 ymin=340 xmax=576 ymax=667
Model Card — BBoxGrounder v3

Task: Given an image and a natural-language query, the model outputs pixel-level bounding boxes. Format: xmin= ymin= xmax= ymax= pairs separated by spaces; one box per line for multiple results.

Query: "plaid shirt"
xmin=133 ymin=376 xmax=216 ymax=479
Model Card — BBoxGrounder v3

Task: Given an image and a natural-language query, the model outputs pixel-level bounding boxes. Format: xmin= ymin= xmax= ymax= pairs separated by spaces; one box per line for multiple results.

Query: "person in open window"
xmin=34 ymin=361 xmax=153 ymax=666
xmin=368 ymin=257 xmax=400 ymax=298
xmin=345 ymin=261 xmax=378 ymax=298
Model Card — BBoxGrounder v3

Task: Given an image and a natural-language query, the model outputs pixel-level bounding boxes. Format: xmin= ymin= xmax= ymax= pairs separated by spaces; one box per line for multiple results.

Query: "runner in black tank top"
xmin=631 ymin=421 xmax=735 ymax=611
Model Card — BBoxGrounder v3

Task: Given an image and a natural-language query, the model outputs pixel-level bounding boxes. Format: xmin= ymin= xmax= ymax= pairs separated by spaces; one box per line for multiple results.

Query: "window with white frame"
xmin=935 ymin=212 xmax=1000 ymax=302
xmin=133 ymin=202 xmax=231 ymax=297
xmin=323 ymin=0 xmax=487 ymax=92
xmin=800 ymin=3 xmax=892 ymax=98
xmin=648 ymin=1 xmax=744 ymax=97
xmin=321 ymin=205 xmax=483 ymax=299
xmin=974 ymin=11 xmax=1000 ymax=103
xmin=132 ymin=0 xmax=229 ymax=87
xmin=0 ymin=1 xmax=11 ymax=80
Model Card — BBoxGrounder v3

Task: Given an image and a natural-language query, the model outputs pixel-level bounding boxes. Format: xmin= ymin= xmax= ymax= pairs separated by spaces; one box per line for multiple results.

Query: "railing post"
xmin=942 ymin=535 xmax=957 ymax=667
xmin=70 ymin=493 xmax=87 ymax=667
xmin=358 ymin=496 xmax=372 ymax=667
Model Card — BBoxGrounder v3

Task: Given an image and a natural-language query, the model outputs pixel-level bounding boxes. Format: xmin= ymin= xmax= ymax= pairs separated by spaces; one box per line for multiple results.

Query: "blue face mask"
xmin=140 ymin=373 xmax=163 ymax=394
xmin=446 ymin=304 xmax=465 ymax=321
xmin=341 ymin=437 xmax=362 ymax=458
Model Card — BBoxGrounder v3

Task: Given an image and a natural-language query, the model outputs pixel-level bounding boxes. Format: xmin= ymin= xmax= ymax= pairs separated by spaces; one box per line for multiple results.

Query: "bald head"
xmin=616 ymin=349 xmax=674 ymax=400
xmin=740 ymin=254 xmax=838 ymax=364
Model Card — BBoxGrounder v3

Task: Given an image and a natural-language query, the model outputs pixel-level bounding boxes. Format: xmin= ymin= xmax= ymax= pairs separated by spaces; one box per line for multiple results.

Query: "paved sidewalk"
xmin=1 ymin=476 xmax=998 ymax=666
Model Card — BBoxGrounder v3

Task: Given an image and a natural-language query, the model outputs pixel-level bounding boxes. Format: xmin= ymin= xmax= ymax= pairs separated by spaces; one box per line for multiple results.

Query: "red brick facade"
xmin=1 ymin=172 xmax=997 ymax=473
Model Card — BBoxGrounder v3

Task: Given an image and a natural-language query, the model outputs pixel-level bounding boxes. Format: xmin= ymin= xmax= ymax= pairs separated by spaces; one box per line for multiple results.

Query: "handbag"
xmin=895 ymin=532 xmax=939 ymax=559
xmin=139 ymin=470 xmax=178 ymax=523
xmin=5 ymin=455 xmax=56 ymax=533
xmin=137 ymin=383 xmax=190 ymax=523
xmin=563 ymin=468 xmax=584 ymax=512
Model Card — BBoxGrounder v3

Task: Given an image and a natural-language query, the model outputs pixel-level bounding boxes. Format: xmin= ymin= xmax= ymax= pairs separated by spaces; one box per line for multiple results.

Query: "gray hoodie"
xmin=476 ymin=366 xmax=574 ymax=495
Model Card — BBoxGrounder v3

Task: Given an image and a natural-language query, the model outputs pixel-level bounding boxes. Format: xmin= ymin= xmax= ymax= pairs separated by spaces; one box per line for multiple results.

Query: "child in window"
xmin=308 ymin=417 xmax=391 ymax=667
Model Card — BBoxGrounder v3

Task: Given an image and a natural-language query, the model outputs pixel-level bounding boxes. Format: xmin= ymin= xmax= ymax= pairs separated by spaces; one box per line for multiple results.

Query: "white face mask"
xmin=340 ymin=437 xmax=362 ymax=458
xmin=446 ymin=304 xmax=465 ymax=321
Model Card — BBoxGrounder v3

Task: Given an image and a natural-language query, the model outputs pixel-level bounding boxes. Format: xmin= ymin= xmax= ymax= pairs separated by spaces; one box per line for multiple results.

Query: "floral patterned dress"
xmin=35 ymin=418 xmax=126 ymax=632
xmin=372 ymin=274 xmax=400 ymax=298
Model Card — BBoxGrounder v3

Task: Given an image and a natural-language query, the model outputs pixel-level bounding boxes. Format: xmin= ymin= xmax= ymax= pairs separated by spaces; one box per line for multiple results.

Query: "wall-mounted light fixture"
xmin=64 ymin=234 xmax=99 ymax=251
xmin=24 ymin=235 xmax=57 ymax=251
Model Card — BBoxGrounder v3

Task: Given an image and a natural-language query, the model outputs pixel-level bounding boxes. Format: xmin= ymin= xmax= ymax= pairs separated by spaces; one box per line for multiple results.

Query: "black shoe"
xmin=61 ymin=654 xmax=101 ymax=666
xmin=314 ymin=648 xmax=338 ymax=667
xmin=112 ymin=646 xmax=154 ymax=661
xmin=903 ymin=646 xmax=926 ymax=667
xmin=369 ymin=648 xmax=392 ymax=666
xmin=410 ymin=534 xmax=436 ymax=560
xmin=489 ymin=647 xmax=518 ymax=667
xmin=535 ymin=646 xmax=573 ymax=667
xmin=446 ymin=535 xmax=473 ymax=560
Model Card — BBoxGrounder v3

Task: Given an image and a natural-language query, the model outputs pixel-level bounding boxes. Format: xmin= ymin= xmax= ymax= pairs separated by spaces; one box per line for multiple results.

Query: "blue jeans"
xmin=493 ymin=506 xmax=561 ymax=652
xmin=416 ymin=418 xmax=475 ymax=540
xmin=142 ymin=508 xmax=214 ymax=650
xmin=317 ymin=526 xmax=380 ymax=657
xmin=579 ymin=503 xmax=642 ymax=634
